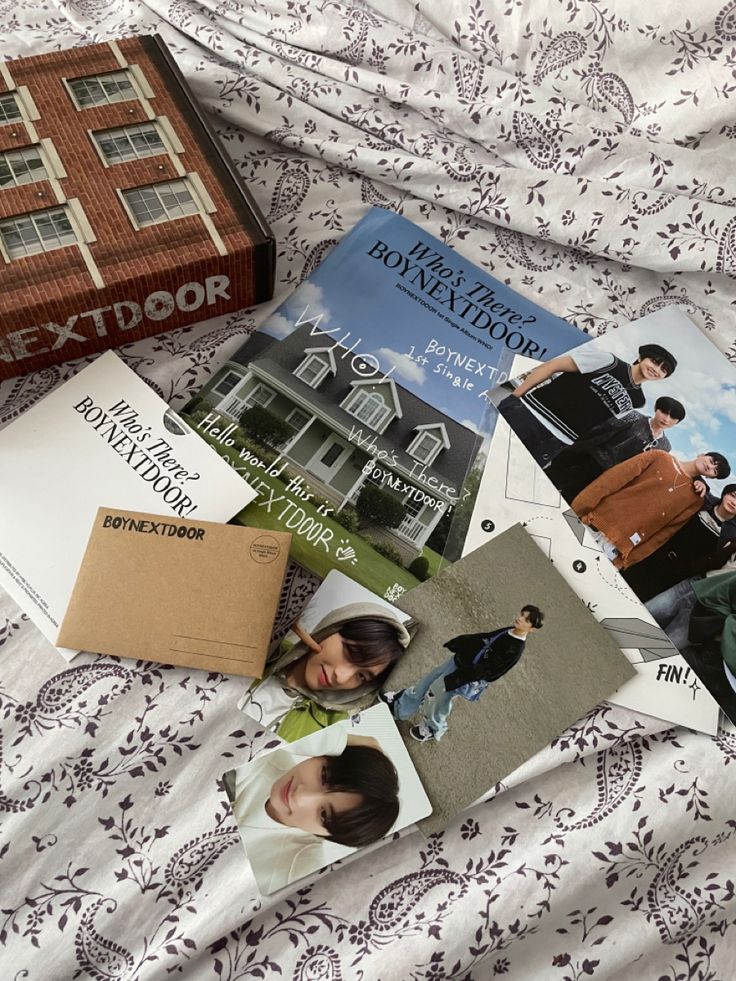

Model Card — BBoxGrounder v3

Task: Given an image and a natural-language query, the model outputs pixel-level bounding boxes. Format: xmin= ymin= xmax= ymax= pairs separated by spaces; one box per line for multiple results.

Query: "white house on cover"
xmin=196 ymin=324 xmax=481 ymax=561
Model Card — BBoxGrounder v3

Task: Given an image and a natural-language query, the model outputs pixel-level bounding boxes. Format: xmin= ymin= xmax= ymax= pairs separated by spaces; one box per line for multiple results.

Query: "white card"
xmin=0 ymin=352 xmax=257 ymax=659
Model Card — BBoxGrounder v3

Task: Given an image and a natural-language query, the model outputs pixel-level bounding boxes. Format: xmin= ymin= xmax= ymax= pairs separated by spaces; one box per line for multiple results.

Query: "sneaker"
xmin=377 ymin=689 xmax=404 ymax=715
xmin=409 ymin=723 xmax=434 ymax=742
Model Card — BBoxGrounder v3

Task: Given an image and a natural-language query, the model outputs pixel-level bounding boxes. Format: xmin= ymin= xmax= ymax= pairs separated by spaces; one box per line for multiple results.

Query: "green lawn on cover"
xmin=190 ymin=422 xmax=424 ymax=595
xmin=423 ymin=546 xmax=445 ymax=577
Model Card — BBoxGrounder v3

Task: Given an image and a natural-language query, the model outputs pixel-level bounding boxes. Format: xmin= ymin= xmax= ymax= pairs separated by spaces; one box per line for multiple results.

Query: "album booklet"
xmin=182 ymin=207 xmax=584 ymax=604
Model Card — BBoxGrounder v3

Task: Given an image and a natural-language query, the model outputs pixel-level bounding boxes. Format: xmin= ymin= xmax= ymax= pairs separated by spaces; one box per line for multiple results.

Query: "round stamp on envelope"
xmin=249 ymin=534 xmax=282 ymax=564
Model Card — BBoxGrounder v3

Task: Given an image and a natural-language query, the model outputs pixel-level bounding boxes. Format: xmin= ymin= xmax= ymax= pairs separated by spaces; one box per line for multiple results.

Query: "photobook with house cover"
xmin=0 ymin=352 xmax=257 ymax=660
xmin=458 ymin=307 xmax=736 ymax=734
xmin=224 ymin=702 xmax=432 ymax=895
xmin=0 ymin=34 xmax=273 ymax=381
xmin=181 ymin=207 xmax=585 ymax=603
xmin=384 ymin=523 xmax=634 ymax=835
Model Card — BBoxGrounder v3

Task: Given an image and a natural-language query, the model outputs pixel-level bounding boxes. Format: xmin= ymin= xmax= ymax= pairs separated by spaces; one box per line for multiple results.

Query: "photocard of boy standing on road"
xmin=382 ymin=523 xmax=634 ymax=833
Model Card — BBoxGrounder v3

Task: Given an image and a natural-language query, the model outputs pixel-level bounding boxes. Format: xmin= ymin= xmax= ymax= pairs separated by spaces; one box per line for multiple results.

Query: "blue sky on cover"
xmin=576 ymin=309 xmax=736 ymax=494
xmin=260 ymin=209 xmax=582 ymax=433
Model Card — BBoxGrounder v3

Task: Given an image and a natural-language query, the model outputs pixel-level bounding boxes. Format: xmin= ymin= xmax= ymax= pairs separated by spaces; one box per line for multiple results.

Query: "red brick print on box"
xmin=0 ymin=35 xmax=274 ymax=380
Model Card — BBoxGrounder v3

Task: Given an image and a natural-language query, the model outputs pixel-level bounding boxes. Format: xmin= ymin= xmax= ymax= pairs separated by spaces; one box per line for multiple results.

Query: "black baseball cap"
xmin=638 ymin=344 xmax=677 ymax=376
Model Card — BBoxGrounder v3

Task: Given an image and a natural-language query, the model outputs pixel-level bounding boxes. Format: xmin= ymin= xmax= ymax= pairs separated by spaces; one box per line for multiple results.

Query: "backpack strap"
xmin=472 ymin=628 xmax=508 ymax=664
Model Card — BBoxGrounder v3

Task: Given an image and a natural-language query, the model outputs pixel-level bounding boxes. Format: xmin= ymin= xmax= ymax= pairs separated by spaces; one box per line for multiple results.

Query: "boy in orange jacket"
xmin=571 ymin=450 xmax=731 ymax=570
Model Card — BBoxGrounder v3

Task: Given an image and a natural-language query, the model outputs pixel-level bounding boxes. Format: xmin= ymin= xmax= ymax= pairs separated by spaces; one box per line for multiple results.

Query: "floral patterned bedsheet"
xmin=2 ymin=1 xmax=736 ymax=977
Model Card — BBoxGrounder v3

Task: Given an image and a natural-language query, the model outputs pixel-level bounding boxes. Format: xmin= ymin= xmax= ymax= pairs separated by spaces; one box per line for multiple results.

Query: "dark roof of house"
xmin=230 ymin=329 xmax=275 ymax=364
xmin=229 ymin=323 xmax=482 ymax=493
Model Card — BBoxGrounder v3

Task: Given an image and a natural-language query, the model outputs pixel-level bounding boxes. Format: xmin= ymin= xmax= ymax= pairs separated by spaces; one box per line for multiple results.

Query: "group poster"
xmin=460 ymin=307 xmax=736 ymax=733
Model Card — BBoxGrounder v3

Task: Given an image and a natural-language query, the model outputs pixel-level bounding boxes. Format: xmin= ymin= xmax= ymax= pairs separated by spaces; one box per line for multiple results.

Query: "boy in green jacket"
xmin=241 ymin=601 xmax=411 ymax=741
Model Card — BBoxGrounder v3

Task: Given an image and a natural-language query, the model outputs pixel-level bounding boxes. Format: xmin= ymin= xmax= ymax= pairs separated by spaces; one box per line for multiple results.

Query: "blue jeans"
xmin=497 ymin=395 xmax=567 ymax=470
xmin=393 ymin=656 xmax=457 ymax=740
xmin=646 ymin=579 xmax=697 ymax=651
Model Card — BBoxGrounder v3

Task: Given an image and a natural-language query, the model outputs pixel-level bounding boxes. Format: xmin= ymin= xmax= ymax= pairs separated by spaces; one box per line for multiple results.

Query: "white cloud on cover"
xmin=263 ymin=311 xmax=293 ymax=338
xmin=374 ymin=347 xmax=426 ymax=384
xmin=270 ymin=282 xmax=332 ymax=339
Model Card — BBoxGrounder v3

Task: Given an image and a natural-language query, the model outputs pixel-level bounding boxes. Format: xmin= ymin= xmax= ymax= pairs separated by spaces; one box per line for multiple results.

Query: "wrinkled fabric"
xmin=2 ymin=1 xmax=736 ymax=978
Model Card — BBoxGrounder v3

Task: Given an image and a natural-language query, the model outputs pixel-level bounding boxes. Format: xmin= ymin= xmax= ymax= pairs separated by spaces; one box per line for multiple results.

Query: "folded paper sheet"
xmin=460 ymin=309 xmax=734 ymax=733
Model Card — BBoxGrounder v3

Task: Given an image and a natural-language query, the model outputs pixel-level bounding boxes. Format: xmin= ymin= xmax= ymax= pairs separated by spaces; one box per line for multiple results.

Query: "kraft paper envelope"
xmin=57 ymin=508 xmax=291 ymax=677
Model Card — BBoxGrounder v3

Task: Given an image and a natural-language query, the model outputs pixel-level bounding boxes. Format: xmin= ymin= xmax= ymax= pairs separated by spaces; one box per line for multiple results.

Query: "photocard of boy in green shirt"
xmin=239 ymin=570 xmax=413 ymax=741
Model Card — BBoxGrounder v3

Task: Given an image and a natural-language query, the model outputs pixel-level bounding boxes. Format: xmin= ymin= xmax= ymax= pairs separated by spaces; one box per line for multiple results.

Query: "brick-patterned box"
xmin=0 ymin=35 xmax=274 ymax=380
